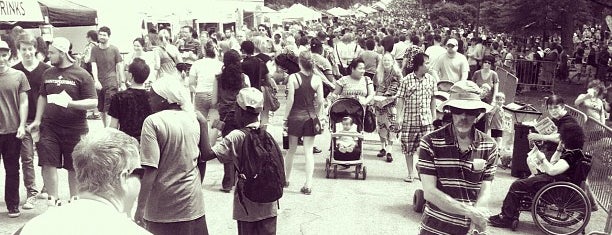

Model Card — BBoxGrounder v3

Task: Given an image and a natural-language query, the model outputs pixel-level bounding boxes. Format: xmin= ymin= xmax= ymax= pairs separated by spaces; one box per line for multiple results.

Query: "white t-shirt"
xmin=19 ymin=199 xmax=151 ymax=235
xmin=435 ymin=53 xmax=470 ymax=83
xmin=190 ymin=57 xmax=223 ymax=93
xmin=425 ymin=45 xmax=446 ymax=67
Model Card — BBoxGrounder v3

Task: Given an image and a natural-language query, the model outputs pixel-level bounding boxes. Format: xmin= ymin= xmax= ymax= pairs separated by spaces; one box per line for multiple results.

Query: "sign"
xmin=0 ymin=0 xmax=44 ymax=22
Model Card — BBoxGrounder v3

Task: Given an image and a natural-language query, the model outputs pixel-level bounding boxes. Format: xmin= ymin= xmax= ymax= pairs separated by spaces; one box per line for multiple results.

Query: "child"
xmin=488 ymin=92 xmax=506 ymax=146
xmin=336 ymin=117 xmax=359 ymax=153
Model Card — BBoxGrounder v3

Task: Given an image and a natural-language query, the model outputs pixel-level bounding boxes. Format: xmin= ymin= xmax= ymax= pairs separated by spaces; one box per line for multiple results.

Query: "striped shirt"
xmin=417 ymin=124 xmax=498 ymax=235
xmin=397 ymin=73 xmax=438 ymax=127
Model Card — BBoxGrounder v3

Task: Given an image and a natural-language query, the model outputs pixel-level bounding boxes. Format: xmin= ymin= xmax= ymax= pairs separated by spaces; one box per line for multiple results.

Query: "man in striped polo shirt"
xmin=417 ymin=80 xmax=499 ymax=235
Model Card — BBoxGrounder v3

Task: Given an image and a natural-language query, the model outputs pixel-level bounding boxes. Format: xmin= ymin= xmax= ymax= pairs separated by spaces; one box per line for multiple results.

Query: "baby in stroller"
xmin=336 ymin=117 xmax=359 ymax=153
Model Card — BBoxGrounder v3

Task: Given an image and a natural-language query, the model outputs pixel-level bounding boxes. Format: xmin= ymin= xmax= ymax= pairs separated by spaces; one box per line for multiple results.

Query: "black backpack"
xmin=235 ymin=127 xmax=285 ymax=214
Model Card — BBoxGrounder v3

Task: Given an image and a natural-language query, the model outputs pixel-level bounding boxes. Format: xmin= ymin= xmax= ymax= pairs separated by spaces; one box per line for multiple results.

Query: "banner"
xmin=0 ymin=0 xmax=44 ymax=22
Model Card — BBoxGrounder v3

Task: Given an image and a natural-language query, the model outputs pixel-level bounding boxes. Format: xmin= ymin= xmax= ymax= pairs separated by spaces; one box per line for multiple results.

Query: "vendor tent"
xmin=357 ymin=6 xmax=377 ymax=14
xmin=281 ymin=3 xmax=321 ymax=22
xmin=39 ymin=0 xmax=97 ymax=27
xmin=0 ymin=0 xmax=44 ymax=22
xmin=327 ymin=7 xmax=352 ymax=17
xmin=373 ymin=2 xmax=387 ymax=11
xmin=0 ymin=0 xmax=97 ymax=28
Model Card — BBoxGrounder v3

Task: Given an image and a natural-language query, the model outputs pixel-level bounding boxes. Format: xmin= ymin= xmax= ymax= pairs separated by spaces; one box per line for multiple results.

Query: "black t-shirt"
xmin=554 ymin=149 xmax=582 ymax=183
xmin=255 ymin=53 xmax=271 ymax=64
xmin=107 ymin=88 xmax=152 ymax=140
xmin=40 ymin=64 xmax=97 ymax=131
xmin=13 ymin=62 xmax=51 ymax=122
xmin=241 ymin=56 xmax=269 ymax=90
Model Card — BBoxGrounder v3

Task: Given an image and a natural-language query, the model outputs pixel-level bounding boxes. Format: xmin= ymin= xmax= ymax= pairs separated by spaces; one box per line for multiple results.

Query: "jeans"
xmin=20 ymin=130 xmax=38 ymax=197
xmin=502 ymin=174 xmax=555 ymax=219
xmin=0 ymin=133 xmax=22 ymax=209
xmin=146 ymin=215 xmax=208 ymax=235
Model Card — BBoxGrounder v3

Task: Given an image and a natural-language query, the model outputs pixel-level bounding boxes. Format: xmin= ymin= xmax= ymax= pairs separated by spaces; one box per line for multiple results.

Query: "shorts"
xmin=400 ymin=124 xmax=434 ymax=154
xmin=194 ymin=92 xmax=213 ymax=115
xmin=36 ymin=125 xmax=86 ymax=171
xmin=97 ymin=86 xmax=118 ymax=113
xmin=287 ymin=115 xmax=320 ymax=137
xmin=491 ymin=129 xmax=503 ymax=138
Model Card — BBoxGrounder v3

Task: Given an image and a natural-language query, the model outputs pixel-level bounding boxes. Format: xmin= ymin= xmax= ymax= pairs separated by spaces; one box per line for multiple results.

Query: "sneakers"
xmin=37 ymin=192 xmax=48 ymax=200
xmin=300 ymin=186 xmax=312 ymax=195
xmin=22 ymin=196 xmax=37 ymax=210
xmin=489 ymin=214 xmax=514 ymax=228
xmin=8 ymin=207 xmax=20 ymax=218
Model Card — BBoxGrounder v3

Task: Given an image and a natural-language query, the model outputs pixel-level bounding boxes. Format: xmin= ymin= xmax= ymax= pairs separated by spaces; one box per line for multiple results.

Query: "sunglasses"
xmin=446 ymin=44 xmax=456 ymax=48
xmin=130 ymin=168 xmax=144 ymax=179
xmin=448 ymin=107 xmax=481 ymax=116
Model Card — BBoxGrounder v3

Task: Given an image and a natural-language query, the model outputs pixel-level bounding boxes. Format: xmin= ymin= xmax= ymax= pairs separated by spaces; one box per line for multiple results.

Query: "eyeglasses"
xmin=449 ymin=107 xmax=481 ymax=116
xmin=130 ymin=168 xmax=144 ymax=179
xmin=446 ymin=44 xmax=456 ymax=48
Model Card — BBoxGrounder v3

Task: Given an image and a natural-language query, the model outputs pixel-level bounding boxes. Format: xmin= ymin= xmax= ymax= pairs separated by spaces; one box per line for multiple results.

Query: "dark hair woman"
xmin=215 ymin=49 xmax=250 ymax=192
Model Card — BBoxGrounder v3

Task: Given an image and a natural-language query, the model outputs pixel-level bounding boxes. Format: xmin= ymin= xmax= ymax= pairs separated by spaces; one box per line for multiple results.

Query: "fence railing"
xmin=583 ymin=116 xmax=612 ymax=235
xmin=500 ymin=59 xmax=558 ymax=92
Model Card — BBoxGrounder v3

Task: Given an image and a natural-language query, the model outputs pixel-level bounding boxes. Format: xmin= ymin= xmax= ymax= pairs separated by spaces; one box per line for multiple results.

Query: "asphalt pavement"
xmin=0 ymin=97 xmax=609 ymax=235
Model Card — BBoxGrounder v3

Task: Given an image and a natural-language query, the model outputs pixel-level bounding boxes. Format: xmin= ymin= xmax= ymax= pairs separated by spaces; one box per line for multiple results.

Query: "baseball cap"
xmin=50 ymin=37 xmax=75 ymax=62
xmin=236 ymin=87 xmax=264 ymax=112
xmin=446 ymin=38 xmax=459 ymax=46
xmin=0 ymin=41 xmax=9 ymax=51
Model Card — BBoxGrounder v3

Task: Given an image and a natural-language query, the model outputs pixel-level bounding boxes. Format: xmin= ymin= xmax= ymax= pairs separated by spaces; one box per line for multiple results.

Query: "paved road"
xmin=0 ymin=101 xmax=608 ymax=235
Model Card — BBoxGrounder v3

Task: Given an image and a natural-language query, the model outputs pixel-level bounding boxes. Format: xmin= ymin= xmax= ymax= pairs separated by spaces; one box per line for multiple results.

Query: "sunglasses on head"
xmin=130 ymin=168 xmax=144 ymax=179
xmin=448 ymin=107 xmax=481 ymax=116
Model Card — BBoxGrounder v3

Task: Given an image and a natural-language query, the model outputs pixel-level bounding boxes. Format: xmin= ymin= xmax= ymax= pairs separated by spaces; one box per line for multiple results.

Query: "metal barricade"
xmin=501 ymin=59 xmax=558 ymax=92
xmin=566 ymin=105 xmax=589 ymax=126
xmin=495 ymin=67 xmax=518 ymax=104
xmin=583 ymin=117 xmax=612 ymax=235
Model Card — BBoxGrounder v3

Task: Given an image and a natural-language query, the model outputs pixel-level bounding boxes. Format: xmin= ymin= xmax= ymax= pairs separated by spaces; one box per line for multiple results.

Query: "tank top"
xmin=289 ymin=72 xmax=317 ymax=117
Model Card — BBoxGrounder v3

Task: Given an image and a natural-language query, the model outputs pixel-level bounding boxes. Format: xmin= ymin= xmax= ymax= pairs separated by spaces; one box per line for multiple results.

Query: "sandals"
xmin=300 ymin=186 xmax=312 ymax=195
xmin=377 ymin=149 xmax=386 ymax=158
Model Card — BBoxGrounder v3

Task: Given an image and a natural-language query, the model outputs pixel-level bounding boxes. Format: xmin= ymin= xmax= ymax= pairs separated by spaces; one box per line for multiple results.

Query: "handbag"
xmin=263 ymin=85 xmax=280 ymax=111
xmin=363 ymin=105 xmax=376 ymax=133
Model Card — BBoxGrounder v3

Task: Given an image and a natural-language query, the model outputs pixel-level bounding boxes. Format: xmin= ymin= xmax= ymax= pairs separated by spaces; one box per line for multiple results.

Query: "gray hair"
xmin=72 ymin=128 xmax=140 ymax=199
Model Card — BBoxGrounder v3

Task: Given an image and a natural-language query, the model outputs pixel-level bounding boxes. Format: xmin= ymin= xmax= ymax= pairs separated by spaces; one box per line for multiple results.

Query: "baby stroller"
xmin=324 ymin=98 xmax=367 ymax=180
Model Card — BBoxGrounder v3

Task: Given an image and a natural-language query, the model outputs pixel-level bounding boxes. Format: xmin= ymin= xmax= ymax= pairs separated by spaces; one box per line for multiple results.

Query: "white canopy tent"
xmin=373 ymin=2 xmax=388 ymax=11
xmin=280 ymin=3 xmax=321 ymax=22
xmin=357 ymin=6 xmax=377 ymax=14
xmin=327 ymin=7 xmax=352 ymax=18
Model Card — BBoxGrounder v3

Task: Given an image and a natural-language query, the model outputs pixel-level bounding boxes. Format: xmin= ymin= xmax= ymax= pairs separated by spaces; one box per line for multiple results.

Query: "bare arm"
xmin=474 ymin=180 xmax=493 ymax=208
xmin=18 ymin=92 xmax=28 ymax=128
xmin=116 ymin=63 xmax=125 ymax=84
xmin=421 ymin=174 xmax=481 ymax=217
xmin=284 ymin=74 xmax=295 ymax=120
xmin=67 ymin=99 xmax=98 ymax=111
xmin=91 ymin=62 xmax=99 ymax=83
xmin=109 ymin=117 xmax=119 ymax=129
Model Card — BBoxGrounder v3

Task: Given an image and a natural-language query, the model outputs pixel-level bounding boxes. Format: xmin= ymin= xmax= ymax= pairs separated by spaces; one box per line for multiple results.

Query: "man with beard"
xmin=13 ymin=33 xmax=51 ymax=210
xmin=417 ymin=80 xmax=498 ymax=234
xmin=27 ymin=37 xmax=98 ymax=206
xmin=434 ymin=38 xmax=469 ymax=82
xmin=90 ymin=26 xmax=124 ymax=127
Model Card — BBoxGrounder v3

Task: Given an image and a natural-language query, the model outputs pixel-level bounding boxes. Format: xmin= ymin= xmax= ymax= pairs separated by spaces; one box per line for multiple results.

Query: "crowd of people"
xmin=0 ymin=1 xmax=610 ymax=234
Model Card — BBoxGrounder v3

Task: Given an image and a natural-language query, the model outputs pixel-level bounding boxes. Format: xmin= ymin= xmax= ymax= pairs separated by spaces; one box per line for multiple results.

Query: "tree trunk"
xmin=559 ymin=1 xmax=577 ymax=54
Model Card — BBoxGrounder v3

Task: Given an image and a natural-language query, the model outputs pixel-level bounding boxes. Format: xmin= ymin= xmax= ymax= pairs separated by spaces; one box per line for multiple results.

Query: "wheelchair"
xmin=513 ymin=180 xmax=592 ymax=235
xmin=413 ymin=180 xmax=591 ymax=235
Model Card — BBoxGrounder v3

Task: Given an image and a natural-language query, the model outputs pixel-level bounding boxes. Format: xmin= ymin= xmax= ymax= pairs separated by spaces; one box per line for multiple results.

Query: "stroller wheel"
xmin=354 ymin=165 xmax=361 ymax=179
xmin=325 ymin=159 xmax=331 ymax=179
xmin=333 ymin=165 xmax=338 ymax=179
xmin=361 ymin=166 xmax=367 ymax=180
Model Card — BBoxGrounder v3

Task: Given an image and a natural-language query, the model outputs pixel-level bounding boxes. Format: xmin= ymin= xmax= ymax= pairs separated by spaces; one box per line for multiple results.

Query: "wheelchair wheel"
xmin=413 ymin=189 xmax=425 ymax=213
xmin=531 ymin=181 xmax=591 ymax=235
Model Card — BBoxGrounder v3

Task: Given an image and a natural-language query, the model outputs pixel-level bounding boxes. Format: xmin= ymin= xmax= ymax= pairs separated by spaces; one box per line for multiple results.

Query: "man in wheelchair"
xmin=489 ymin=122 xmax=590 ymax=228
